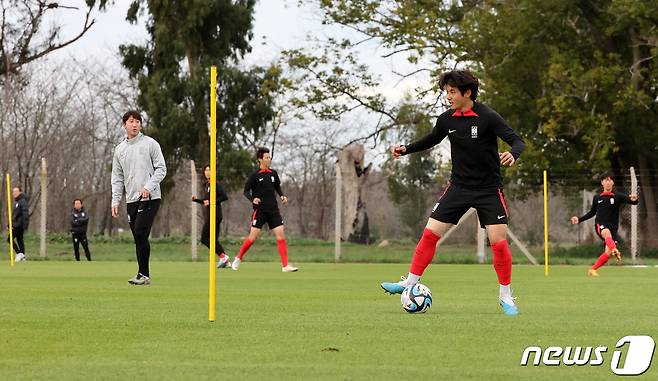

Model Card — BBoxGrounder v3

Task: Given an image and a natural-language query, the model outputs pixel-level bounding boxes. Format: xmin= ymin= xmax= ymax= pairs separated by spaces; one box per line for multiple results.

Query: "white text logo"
xmin=520 ymin=336 xmax=655 ymax=376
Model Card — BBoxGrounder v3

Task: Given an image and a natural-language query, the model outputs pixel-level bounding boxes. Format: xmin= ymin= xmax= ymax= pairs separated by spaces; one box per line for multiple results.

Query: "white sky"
xmin=45 ymin=0 xmax=444 ymax=165
xmin=48 ymin=0 xmax=431 ymax=103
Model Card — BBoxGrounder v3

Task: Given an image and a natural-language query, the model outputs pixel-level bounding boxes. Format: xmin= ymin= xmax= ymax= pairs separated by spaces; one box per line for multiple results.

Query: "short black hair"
xmin=256 ymin=147 xmax=270 ymax=160
xmin=122 ymin=110 xmax=143 ymax=124
xmin=73 ymin=198 xmax=83 ymax=204
xmin=439 ymin=69 xmax=479 ymax=101
xmin=600 ymin=171 xmax=615 ymax=182
xmin=203 ymin=164 xmax=211 ymax=171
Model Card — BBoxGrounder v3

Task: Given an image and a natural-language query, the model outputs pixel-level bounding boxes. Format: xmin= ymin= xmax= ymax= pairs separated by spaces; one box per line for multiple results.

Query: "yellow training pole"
xmin=209 ymin=66 xmax=217 ymax=322
xmin=543 ymin=170 xmax=548 ymax=276
xmin=6 ymin=174 xmax=14 ymax=267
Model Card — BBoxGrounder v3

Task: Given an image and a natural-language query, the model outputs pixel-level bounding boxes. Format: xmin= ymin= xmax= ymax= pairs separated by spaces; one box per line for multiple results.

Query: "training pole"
xmin=209 ymin=66 xmax=217 ymax=322
xmin=543 ymin=170 xmax=548 ymax=276
xmin=6 ymin=174 xmax=14 ymax=267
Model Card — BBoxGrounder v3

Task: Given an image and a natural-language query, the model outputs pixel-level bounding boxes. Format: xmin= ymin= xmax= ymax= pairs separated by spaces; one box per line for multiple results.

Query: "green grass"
xmin=17 ymin=232 xmax=658 ymax=266
xmin=0 ymin=261 xmax=656 ymax=380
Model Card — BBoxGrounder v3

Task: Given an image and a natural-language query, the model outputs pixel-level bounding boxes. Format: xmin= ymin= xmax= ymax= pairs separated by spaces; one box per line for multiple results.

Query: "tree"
xmin=119 ymin=0 xmax=282 ymax=191
xmin=0 ymin=0 xmax=108 ymax=76
xmin=300 ymin=0 xmax=658 ymax=245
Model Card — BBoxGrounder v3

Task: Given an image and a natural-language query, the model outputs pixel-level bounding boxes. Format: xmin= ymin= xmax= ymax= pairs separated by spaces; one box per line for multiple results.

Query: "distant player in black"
xmin=571 ymin=172 xmax=638 ymax=276
xmin=70 ymin=198 xmax=92 ymax=261
xmin=7 ymin=186 xmax=29 ymax=261
xmin=380 ymin=69 xmax=525 ymax=316
xmin=192 ymin=164 xmax=230 ymax=268
xmin=232 ymin=147 xmax=298 ymax=272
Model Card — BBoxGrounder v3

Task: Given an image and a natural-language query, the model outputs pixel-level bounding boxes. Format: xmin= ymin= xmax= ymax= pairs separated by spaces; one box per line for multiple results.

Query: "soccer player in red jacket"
xmin=232 ymin=147 xmax=298 ymax=272
xmin=571 ymin=172 xmax=639 ymax=276
xmin=381 ymin=69 xmax=525 ymax=316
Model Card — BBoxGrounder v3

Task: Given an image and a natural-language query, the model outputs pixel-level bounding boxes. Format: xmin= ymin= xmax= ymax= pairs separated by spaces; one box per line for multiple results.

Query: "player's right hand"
xmin=392 ymin=145 xmax=406 ymax=158
xmin=111 ymin=204 xmax=119 ymax=218
xmin=253 ymin=197 xmax=261 ymax=205
xmin=570 ymin=216 xmax=579 ymax=225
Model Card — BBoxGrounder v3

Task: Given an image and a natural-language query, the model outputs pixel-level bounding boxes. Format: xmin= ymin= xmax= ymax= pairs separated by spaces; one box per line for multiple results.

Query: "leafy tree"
xmin=301 ymin=0 xmax=658 ymax=243
xmin=120 ymin=0 xmax=282 ymax=190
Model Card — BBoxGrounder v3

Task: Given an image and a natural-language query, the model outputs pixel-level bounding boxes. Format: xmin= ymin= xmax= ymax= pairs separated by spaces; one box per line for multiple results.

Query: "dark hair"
xmin=122 ymin=110 xmax=143 ymax=124
xmin=256 ymin=147 xmax=270 ymax=160
xmin=439 ymin=70 xmax=479 ymax=101
xmin=600 ymin=171 xmax=615 ymax=182
xmin=203 ymin=164 xmax=211 ymax=171
xmin=73 ymin=198 xmax=83 ymax=204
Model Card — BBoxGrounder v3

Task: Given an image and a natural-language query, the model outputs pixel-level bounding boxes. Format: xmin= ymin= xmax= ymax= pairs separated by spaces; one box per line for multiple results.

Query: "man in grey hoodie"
xmin=111 ymin=110 xmax=167 ymax=285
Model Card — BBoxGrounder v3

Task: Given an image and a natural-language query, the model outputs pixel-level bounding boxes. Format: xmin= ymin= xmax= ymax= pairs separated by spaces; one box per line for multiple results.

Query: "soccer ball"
xmin=400 ymin=283 xmax=432 ymax=313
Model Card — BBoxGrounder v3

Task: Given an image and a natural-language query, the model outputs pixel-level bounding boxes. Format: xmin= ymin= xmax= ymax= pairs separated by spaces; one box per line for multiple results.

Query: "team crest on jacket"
xmin=471 ymin=126 xmax=478 ymax=138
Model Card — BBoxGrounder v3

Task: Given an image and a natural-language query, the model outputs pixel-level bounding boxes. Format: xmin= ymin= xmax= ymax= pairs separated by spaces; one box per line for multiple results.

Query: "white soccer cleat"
xmin=14 ymin=253 xmax=25 ymax=262
xmin=217 ymin=255 xmax=231 ymax=268
xmin=231 ymin=258 xmax=241 ymax=271
xmin=282 ymin=265 xmax=298 ymax=272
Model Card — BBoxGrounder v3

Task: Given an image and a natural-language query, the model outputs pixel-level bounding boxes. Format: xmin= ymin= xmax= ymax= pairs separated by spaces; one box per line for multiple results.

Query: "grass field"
xmin=1 ymin=261 xmax=656 ymax=380
xmin=14 ymin=232 xmax=658 ymax=266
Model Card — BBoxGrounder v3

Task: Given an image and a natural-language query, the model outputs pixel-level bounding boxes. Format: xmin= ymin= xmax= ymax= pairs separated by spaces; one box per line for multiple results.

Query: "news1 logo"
xmin=520 ymin=336 xmax=655 ymax=376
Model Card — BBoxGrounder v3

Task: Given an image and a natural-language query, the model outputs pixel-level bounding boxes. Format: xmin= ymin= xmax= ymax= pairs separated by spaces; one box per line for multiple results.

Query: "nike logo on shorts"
xmin=449 ymin=129 xmax=456 ymax=133
xmin=497 ymin=215 xmax=505 ymax=219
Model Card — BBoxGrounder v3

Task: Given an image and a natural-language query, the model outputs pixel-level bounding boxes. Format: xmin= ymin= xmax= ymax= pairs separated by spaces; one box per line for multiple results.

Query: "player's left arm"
xmin=492 ymin=112 xmax=525 ymax=166
xmin=273 ymin=170 xmax=288 ymax=204
xmin=619 ymin=192 xmax=639 ymax=205
xmin=144 ymin=140 xmax=167 ymax=196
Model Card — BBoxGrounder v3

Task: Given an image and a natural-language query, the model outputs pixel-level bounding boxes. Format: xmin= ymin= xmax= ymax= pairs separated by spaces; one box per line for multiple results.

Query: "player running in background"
xmin=571 ymin=172 xmax=639 ymax=277
xmin=232 ymin=147 xmax=298 ymax=272
xmin=192 ymin=164 xmax=231 ymax=268
xmin=380 ymin=69 xmax=525 ymax=316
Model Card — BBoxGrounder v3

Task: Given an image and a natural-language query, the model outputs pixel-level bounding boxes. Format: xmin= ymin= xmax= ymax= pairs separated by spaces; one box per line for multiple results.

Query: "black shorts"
xmin=595 ymin=223 xmax=619 ymax=243
xmin=251 ymin=208 xmax=283 ymax=230
xmin=430 ymin=184 xmax=509 ymax=228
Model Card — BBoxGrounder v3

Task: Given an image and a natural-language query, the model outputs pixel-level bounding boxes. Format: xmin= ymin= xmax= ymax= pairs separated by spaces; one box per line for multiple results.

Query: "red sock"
xmin=218 ymin=253 xmax=226 ymax=259
xmin=604 ymin=236 xmax=616 ymax=251
xmin=277 ymin=239 xmax=289 ymax=267
xmin=237 ymin=239 xmax=253 ymax=260
xmin=592 ymin=252 xmax=609 ymax=270
xmin=409 ymin=229 xmax=440 ymax=276
xmin=491 ymin=240 xmax=512 ymax=286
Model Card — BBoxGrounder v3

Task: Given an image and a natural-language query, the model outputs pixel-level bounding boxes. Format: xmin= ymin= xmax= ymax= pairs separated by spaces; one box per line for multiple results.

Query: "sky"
xmin=48 ymin=0 xmax=429 ymax=103
xmin=45 ymin=0 xmax=444 ymax=165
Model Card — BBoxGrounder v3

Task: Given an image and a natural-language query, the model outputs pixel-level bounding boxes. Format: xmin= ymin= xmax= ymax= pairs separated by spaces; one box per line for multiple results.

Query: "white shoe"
xmin=499 ymin=294 xmax=516 ymax=307
xmin=217 ymin=255 xmax=231 ymax=268
xmin=282 ymin=265 xmax=298 ymax=272
xmin=231 ymin=258 xmax=241 ymax=271
xmin=14 ymin=253 xmax=25 ymax=262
